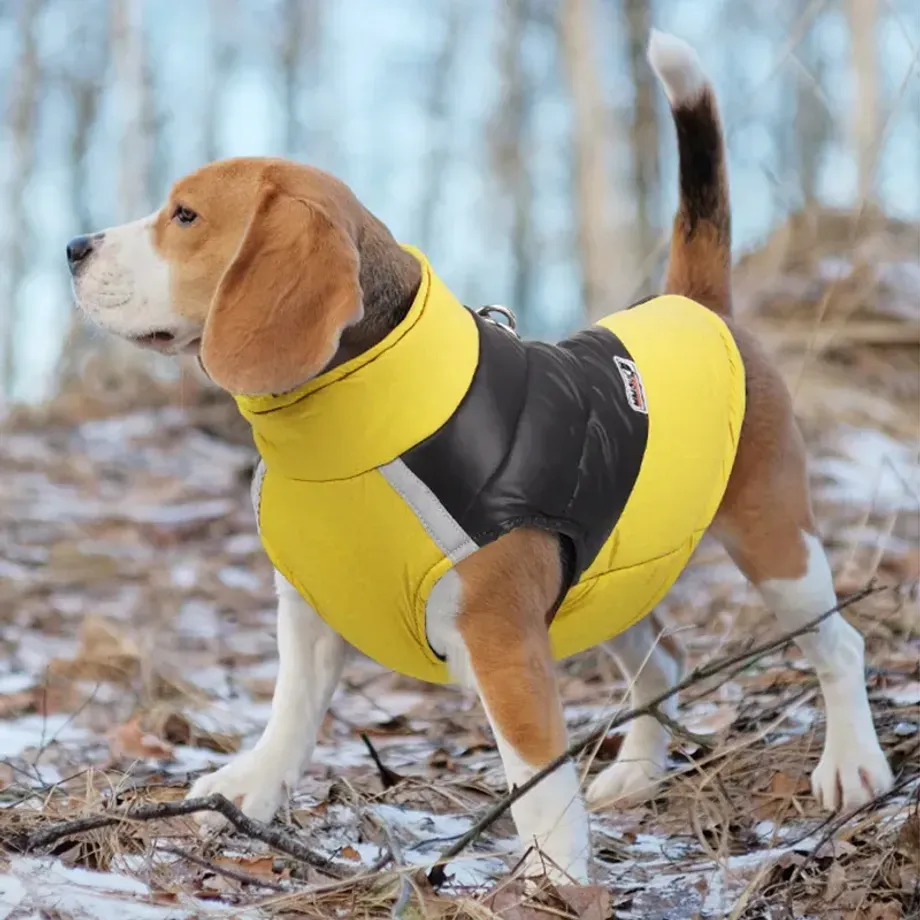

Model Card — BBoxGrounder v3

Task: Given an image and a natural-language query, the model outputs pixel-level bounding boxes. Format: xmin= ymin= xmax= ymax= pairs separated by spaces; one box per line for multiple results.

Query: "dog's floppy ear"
xmin=201 ymin=182 xmax=362 ymax=395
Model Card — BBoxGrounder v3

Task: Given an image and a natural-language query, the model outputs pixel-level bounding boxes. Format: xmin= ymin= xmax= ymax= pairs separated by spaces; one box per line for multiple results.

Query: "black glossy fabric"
xmin=402 ymin=313 xmax=649 ymax=587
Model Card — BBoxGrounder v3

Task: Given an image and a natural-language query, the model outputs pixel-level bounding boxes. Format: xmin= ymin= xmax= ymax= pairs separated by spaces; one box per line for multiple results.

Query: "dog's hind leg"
xmin=585 ymin=613 xmax=681 ymax=808
xmin=712 ymin=335 xmax=893 ymax=810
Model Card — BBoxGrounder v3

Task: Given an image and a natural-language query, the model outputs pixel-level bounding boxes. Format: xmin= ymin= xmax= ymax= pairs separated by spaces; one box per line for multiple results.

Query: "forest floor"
xmin=0 ymin=207 xmax=918 ymax=919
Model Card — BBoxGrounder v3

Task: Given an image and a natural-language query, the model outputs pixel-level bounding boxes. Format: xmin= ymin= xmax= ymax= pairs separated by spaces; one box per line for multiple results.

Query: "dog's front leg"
xmin=428 ymin=532 xmax=591 ymax=885
xmin=188 ymin=571 xmax=347 ymax=826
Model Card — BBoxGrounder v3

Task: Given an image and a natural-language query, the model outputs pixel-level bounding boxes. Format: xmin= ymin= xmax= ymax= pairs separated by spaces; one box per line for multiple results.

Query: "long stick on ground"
xmin=14 ymin=792 xmax=343 ymax=878
xmin=427 ymin=583 xmax=885 ymax=886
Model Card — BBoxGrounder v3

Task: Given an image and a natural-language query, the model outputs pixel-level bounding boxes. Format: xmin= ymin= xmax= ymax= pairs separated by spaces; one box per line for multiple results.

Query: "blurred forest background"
xmin=1 ymin=3 xmax=919 ymax=914
xmin=0 ymin=0 xmax=917 ymax=406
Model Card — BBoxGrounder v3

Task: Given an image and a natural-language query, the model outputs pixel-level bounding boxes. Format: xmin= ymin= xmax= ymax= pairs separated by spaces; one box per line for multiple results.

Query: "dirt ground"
xmin=0 ymin=207 xmax=918 ymax=919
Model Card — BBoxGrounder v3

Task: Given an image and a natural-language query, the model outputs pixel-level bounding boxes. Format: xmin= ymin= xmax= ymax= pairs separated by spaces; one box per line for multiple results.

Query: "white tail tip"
xmin=647 ymin=29 xmax=707 ymax=107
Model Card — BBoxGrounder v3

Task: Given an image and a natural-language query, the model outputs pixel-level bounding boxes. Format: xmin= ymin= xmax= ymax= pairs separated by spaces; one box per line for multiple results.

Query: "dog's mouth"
xmin=131 ymin=331 xmax=201 ymax=355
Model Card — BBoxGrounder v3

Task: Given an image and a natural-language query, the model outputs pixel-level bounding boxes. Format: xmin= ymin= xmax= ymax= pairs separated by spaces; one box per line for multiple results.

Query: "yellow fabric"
xmin=235 ymin=246 xmax=479 ymax=480
xmin=237 ymin=251 xmax=746 ymax=684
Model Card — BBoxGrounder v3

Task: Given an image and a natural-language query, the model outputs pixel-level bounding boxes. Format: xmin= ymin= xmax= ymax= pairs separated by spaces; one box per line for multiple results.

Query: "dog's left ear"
xmin=201 ymin=182 xmax=362 ymax=395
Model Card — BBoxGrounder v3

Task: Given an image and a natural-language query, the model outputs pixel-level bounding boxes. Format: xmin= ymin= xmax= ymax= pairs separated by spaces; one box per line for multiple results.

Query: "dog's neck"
xmin=328 ymin=212 xmax=421 ymax=370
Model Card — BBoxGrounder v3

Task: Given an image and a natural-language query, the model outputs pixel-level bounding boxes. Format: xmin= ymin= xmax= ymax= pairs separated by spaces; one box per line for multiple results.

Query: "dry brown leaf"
xmin=48 ymin=615 xmax=140 ymax=685
xmin=895 ymin=809 xmax=920 ymax=859
xmin=485 ymin=881 xmax=611 ymax=919
xmin=339 ymin=845 xmax=362 ymax=862
xmin=0 ymin=689 xmax=40 ymax=719
xmin=213 ymin=855 xmax=282 ymax=880
xmin=867 ymin=902 xmax=903 ymax=920
xmin=825 ymin=861 xmax=847 ymax=901
xmin=683 ymin=702 xmax=739 ymax=735
xmin=769 ymin=770 xmax=811 ymax=798
xmin=355 ymin=715 xmax=413 ymax=736
xmin=0 ymin=681 xmax=80 ymax=719
xmin=881 ymin=550 xmax=920 ymax=582
xmin=108 ymin=717 xmax=175 ymax=762
xmin=154 ymin=710 xmax=241 ymax=754
xmin=0 ymin=761 xmax=15 ymax=790
xmin=556 ymin=884 xmax=611 ymax=920
xmin=591 ymin=733 xmax=624 ymax=762
xmin=241 ymin=675 xmax=276 ymax=700
xmin=427 ymin=747 xmax=455 ymax=770
xmin=485 ymin=882 xmax=545 ymax=920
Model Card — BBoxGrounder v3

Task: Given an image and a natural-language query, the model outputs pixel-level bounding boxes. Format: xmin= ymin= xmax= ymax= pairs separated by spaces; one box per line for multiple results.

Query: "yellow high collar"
xmin=234 ymin=247 xmax=479 ymax=481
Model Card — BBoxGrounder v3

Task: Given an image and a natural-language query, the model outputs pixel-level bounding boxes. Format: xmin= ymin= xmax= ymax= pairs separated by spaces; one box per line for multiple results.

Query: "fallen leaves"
xmin=48 ymin=615 xmax=140 ymax=685
xmin=152 ymin=710 xmax=241 ymax=754
xmin=107 ymin=717 xmax=175 ymax=763
xmin=0 ymin=679 xmax=82 ymax=719
xmin=485 ymin=881 xmax=610 ymax=920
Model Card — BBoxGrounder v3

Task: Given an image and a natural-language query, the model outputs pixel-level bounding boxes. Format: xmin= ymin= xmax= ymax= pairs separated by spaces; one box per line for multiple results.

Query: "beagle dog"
xmin=67 ymin=32 xmax=892 ymax=884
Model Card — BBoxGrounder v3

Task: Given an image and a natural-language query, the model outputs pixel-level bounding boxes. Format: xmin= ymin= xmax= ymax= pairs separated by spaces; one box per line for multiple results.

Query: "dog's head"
xmin=67 ymin=158 xmax=365 ymax=395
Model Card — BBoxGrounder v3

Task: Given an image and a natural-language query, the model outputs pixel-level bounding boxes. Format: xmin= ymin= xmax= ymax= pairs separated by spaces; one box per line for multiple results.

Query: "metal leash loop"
xmin=476 ymin=304 xmax=518 ymax=336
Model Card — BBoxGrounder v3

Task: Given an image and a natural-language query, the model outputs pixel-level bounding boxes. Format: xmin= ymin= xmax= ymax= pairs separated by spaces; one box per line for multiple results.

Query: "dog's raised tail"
xmin=648 ymin=30 xmax=732 ymax=316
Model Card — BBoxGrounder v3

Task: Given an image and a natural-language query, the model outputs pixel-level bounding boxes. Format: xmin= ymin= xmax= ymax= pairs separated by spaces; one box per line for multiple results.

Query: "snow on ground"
xmin=0 ymin=377 xmax=917 ymax=917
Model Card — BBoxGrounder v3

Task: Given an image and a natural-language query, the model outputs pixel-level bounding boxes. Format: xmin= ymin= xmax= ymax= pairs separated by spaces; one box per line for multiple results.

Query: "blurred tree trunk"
xmin=795 ymin=17 xmax=832 ymax=205
xmin=282 ymin=0 xmax=324 ymax=159
xmin=491 ymin=0 xmax=534 ymax=316
xmin=560 ymin=0 xmax=637 ymax=321
xmin=57 ymin=4 xmax=111 ymax=394
xmin=70 ymin=63 xmax=106 ymax=232
xmin=847 ymin=0 xmax=879 ymax=203
xmin=205 ymin=0 xmax=237 ymax=162
xmin=57 ymin=0 xmax=167 ymax=402
xmin=417 ymin=1 xmax=463 ymax=253
xmin=111 ymin=0 xmax=152 ymax=219
xmin=624 ymin=0 xmax=657 ymax=265
xmin=1 ymin=0 xmax=42 ymax=400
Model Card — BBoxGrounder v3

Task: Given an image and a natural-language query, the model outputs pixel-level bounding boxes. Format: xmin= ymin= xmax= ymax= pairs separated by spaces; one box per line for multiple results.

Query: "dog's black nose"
xmin=66 ymin=235 xmax=96 ymax=271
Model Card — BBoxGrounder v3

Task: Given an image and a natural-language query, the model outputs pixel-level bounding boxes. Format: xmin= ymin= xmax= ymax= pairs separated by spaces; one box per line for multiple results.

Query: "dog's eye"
xmin=172 ymin=204 xmax=199 ymax=226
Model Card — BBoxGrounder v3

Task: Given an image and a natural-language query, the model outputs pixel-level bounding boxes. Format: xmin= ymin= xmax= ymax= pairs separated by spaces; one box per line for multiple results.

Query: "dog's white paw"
xmin=187 ymin=753 xmax=287 ymax=829
xmin=586 ymin=759 xmax=663 ymax=809
xmin=811 ymin=736 xmax=893 ymax=811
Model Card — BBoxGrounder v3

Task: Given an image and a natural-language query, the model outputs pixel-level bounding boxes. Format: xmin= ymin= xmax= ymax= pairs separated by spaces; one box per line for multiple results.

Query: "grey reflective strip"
xmin=379 ymin=459 xmax=478 ymax=563
xmin=250 ymin=460 xmax=266 ymax=532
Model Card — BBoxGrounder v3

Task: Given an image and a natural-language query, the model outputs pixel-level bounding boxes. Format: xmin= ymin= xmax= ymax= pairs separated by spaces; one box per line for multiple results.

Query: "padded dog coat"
xmin=235 ymin=247 xmax=745 ymax=683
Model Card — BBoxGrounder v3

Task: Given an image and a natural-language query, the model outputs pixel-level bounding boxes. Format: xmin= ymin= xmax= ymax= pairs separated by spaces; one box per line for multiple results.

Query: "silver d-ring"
xmin=476 ymin=304 xmax=518 ymax=335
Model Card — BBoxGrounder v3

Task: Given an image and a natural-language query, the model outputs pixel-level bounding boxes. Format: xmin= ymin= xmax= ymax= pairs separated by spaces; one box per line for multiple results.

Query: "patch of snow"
xmin=218 ymin=566 xmax=263 ymax=592
xmin=817 ymin=427 xmax=920 ymax=512
xmin=0 ymin=672 xmax=34 ymax=694
xmin=223 ymin=533 xmax=263 ymax=556
xmin=119 ymin=499 xmax=236 ymax=526
xmin=0 ymin=559 xmax=31 ymax=581
xmin=3 ymin=857 xmax=248 ymax=919
xmin=80 ymin=408 xmax=187 ymax=442
xmin=171 ymin=562 xmax=200 ymax=590
xmin=0 ymin=714 xmax=91 ymax=759
xmin=172 ymin=743 xmax=236 ymax=773
xmin=881 ymin=681 xmax=920 ymax=705
xmin=816 ymin=257 xmax=852 ymax=282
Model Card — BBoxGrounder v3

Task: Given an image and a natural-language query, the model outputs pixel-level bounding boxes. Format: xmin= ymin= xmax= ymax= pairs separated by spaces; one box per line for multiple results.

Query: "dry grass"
xmin=0 ymin=205 xmax=918 ymax=918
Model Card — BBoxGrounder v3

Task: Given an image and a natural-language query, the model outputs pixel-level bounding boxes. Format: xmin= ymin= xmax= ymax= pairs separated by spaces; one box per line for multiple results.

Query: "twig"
xmin=161 ymin=844 xmax=290 ymax=892
xmin=650 ymin=706 xmax=715 ymax=751
xmin=13 ymin=793 xmax=344 ymax=878
xmin=426 ymin=583 xmax=885 ymax=886
xmin=360 ymin=732 xmax=403 ymax=790
xmin=789 ymin=772 xmax=918 ymax=885
xmin=376 ymin=820 xmax=411 ymax=919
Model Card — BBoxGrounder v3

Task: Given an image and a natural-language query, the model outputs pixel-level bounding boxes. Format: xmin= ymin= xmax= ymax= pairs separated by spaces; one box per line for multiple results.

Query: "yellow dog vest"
xmin=235 ymin=248 xmax=745 ymax=684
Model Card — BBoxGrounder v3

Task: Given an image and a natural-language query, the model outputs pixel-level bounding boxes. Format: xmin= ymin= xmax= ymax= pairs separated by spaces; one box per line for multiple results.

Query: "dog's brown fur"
xmin=68 ymin=34 xmax=893 ymax=873
xmin=133 ymin=95 xmax=818 ymax=770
